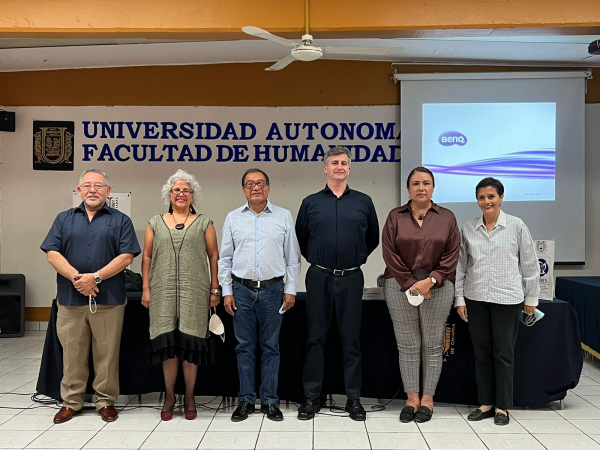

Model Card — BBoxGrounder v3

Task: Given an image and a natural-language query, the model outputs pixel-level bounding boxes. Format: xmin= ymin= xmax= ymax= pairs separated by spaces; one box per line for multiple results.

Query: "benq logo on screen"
xmin=438 ymin=131 xmax=467 ymax=146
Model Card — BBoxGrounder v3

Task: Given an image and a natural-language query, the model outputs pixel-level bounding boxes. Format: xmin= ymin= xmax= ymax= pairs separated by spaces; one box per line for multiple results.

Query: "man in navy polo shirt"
xmin=41 ymin=169 xmax=140 ymax=424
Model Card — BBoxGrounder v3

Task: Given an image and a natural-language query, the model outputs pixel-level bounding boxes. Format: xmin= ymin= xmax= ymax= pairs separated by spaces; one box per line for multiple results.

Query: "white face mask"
xmin=405 ymin=288 xmax=424 ymax=307
xmin=208 ymin=308 xmax=225 ymax=341
xmin=521 ymin=309 xmax=545 ymax=326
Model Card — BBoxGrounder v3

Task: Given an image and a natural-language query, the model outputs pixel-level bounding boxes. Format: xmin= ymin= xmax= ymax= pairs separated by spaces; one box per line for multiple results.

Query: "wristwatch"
xmin=210 ymin=288 xmax=221 ymax=296
xmin=93 ymin=272 xmax=102 ymax=284
xmin=429 ymin=276 xmax=437 ymax=285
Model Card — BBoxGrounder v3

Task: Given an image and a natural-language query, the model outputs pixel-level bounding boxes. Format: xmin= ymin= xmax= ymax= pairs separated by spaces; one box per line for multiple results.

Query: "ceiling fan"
xmin=241 ymin=1 xmax=398 ymax=71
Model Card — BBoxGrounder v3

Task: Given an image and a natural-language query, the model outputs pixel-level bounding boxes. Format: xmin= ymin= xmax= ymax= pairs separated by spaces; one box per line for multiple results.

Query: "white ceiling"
xmin=0 ymin=34 xmax=599 ymax=72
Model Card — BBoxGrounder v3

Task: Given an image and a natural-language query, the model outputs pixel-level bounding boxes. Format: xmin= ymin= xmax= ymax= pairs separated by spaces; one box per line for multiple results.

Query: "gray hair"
xmin=161 ymin=169 xmax=202 ymax=207
xmin=79 ymin=169 xmax=109 ymax=186
xmin=324 ymin=146 xmax=352 ymax=165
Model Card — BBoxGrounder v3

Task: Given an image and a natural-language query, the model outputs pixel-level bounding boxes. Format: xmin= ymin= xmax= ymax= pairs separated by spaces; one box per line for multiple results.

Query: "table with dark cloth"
xmin=556 ymin=276 xmax=600 ymax=357
xmin=37 ymin=294 xmax=582 ymax=407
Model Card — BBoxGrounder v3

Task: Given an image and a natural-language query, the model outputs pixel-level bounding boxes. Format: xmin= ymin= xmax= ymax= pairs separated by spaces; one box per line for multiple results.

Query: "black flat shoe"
xmin=414 ymin=406 xmax=433 ymax=423
xmin=494 ymin=411 xmax=510 ymax=426
xmin=231 ymin=401 xmax=255 ymax=422
xmin=400 ymin=405 xmax=416 ymax=423
xmin=345 ymin=399 xmax=366 ymax=421
xmin=298 ymin=397 xmax=321 ymax=420
xmin=467 ymin=408 xmax=496 ymax=421
xmin=261 ymin=403 xmax=283 ymax=421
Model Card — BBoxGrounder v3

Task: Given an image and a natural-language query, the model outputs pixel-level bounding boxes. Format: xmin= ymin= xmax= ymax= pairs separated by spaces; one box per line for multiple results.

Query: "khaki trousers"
xmin=56 ymin=300 xmax=126 ymax=410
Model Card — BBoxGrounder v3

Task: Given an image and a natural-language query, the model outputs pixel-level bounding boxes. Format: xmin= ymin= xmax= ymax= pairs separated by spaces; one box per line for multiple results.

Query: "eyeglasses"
xmin=243 ymin=181 xmax=269 ymax=189
xmin=171 ymin=188 xmax=192 ymax=195
xmin=80 ymin=183 xmax=108 ymax=191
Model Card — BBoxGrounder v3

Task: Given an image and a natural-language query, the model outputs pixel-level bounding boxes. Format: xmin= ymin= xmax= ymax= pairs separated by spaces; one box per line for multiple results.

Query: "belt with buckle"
xmin=231 ymin=275 xmax=284 ymax=290
xmin=313 ymin=265 xmax=360 ymax=277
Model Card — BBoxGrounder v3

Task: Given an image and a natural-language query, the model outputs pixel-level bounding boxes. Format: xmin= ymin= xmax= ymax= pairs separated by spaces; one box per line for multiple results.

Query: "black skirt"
xmin=148 ymin=329 xmax=216 ymax=366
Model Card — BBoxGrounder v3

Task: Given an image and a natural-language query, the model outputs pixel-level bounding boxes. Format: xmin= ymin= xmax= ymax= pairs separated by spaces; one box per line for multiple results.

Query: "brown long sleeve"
xmin=382 ymin=202 xmax=461 ymax=291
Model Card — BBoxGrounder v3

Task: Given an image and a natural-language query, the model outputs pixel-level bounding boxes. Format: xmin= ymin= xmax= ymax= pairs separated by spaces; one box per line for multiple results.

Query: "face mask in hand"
xmin=405 ymin=288 xmax=424 ymax=307
xmin=521 ymin=309 xmax=545 ymax=326
xmin=209 ymin=307 xmax=225 ymax=341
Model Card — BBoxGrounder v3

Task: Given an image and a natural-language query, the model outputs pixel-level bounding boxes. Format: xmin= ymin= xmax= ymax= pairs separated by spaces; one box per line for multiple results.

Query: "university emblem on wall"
xmin=33 ymin=121 xmax=74 ymax=171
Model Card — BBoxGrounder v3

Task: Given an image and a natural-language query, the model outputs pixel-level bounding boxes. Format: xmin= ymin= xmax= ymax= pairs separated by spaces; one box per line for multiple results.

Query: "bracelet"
xmin=210 ymin=288 xmax=221 ymax=296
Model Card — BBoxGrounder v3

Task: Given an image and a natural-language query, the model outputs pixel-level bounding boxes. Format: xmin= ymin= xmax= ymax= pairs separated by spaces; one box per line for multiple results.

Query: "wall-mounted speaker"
xmin=0 ymin=274 xmax=26 ymax=337
xmin=0 ymin=111 xmax=16 ymax=132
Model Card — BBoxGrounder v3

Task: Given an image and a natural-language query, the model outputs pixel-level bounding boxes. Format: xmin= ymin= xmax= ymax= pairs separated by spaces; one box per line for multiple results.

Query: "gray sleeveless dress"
xmin=147 ymin=214 xmax=215 ymax=365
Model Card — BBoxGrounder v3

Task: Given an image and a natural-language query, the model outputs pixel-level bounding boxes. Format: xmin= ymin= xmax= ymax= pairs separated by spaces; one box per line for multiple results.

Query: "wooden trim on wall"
xmin=25 ymin=307 xmax=51 ymax=322
xmin=0 ymin=62 xmax=598 ymax=107
xmin=1 ymin=0 xmax=599 ymax=37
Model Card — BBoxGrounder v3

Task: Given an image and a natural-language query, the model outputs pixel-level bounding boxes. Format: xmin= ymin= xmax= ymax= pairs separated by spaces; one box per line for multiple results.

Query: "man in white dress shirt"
xmin=218 ymin=168 xmax=301 ymax=422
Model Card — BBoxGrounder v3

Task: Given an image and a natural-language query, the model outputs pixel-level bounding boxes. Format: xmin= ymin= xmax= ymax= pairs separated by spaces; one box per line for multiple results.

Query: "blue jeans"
xmin=232 ymin=279 xmax=284 ymax=404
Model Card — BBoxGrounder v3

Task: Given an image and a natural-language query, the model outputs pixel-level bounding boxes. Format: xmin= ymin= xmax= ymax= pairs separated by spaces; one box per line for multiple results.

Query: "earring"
xmin=168 ymin=204 xmax=173 ymax=214
xmin=190 ymin=204 xmax=196 ymax=214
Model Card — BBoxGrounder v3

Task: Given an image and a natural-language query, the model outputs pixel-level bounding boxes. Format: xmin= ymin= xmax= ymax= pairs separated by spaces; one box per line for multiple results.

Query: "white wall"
xmin=554 ymin=104 xmax=600 ymax=277
xmin=0 ymin=106 xmax=401 ymax=307
xmin=1 ymin=104 xmax=597 ymax=308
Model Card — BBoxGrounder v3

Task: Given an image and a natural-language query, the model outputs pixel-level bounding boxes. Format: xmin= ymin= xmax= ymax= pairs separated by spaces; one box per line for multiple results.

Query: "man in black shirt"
xmin=295 ymin=146 xmax=379 ymax=421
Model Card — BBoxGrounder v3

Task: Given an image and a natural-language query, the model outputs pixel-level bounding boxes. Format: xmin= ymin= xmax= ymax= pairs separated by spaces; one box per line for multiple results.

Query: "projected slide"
xmin=423 ymin=102 xmax=556 ymax=203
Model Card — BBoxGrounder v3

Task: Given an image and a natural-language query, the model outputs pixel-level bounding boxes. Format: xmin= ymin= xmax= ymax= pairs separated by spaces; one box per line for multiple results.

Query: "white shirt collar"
xmin=476 ymin=209 xmax=506 ymax=230
xmin=242 ymin=199 xmax=272 ymax=214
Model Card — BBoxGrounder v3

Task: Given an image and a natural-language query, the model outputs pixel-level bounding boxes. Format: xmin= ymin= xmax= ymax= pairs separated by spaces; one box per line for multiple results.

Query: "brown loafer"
xmin=53 ymin=407 xmax=82 ymax=424
xmin=99 ymin=405 xmax=119 ymax=422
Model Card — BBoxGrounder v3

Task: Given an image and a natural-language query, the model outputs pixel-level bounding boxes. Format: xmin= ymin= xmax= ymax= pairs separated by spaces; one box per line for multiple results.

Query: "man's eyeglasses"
xmin=80 ymin=183 xmax=108 ymax=191
xmin=243 ymin=181 xmax=269 ymax=189
xmin=171 ymin=188 xmax=192 ymax=195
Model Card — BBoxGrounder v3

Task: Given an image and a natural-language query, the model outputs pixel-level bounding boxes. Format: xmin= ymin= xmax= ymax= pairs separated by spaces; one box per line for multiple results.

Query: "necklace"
xmin=411 ymin=202 xmax=431 ymax=221
xmin=172 ymin=210 xmax=191 ymax=230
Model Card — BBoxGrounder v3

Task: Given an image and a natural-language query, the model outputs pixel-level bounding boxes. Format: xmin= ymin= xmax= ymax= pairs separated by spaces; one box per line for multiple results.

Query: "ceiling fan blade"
xmin=322 ymin=46 xmax=399 ymax=55
xmin=242 ymin=26 xmax=298 ymax=48
xmin=265 ymin=54 xmax=297 ymax=71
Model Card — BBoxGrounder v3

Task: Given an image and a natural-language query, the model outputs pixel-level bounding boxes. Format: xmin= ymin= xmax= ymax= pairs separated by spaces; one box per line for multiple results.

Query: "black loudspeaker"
xmin=0 ymin=274 xmax=26 ymax=337
xmin=0 ymin=111 xmax=16 ymax=132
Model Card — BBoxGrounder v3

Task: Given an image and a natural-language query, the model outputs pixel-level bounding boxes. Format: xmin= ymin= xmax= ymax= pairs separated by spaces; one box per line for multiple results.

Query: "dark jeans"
xmin=232 ymin=279 xmax=284 ymax=404
xmin=466 ymin=298 xmax=523 ymax=410
xmin=303 ymin=265 xmax=364 ymax=400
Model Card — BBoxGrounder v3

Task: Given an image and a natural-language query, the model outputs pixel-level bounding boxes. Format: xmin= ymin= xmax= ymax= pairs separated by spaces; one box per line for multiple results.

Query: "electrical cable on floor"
xmin=369 ymin=384 xmax=404 ymax=412
xmin=0 ymin=392 xmax=60 ymax=410
xmin=31 ymin=393 xmax=58 ymax=404
xmin=6 ymin=350 xmax=403 ymax=415
xmin=119 ymin=360 xmax=229 ymax=412
xmin=118 ymin=394 xmax=183 ymax=412
xmin=278 ymin=383 xmax=405 ymax=418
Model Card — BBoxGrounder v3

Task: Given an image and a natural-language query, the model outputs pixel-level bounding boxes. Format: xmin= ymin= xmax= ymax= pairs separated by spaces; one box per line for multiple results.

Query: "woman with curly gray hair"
xmin=141 ymin=169 xmax=220 ymax=421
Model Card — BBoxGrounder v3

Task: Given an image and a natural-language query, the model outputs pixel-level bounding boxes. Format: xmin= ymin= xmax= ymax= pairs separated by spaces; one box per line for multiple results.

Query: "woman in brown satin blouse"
xmin=382 ymin=166 xmax=460 ymax=424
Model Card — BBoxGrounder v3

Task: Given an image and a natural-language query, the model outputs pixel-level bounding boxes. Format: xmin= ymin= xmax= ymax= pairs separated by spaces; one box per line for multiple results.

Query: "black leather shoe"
xmin=345 ymin=398 xmax=366 ymax=421
xmin=231 ymin=401 xmax=255 ymax=422
xmin=414 ymin=406 xmax=433 ymax=423
xmin=468 ymin=408 xmax=496 ymax=421
xmin=261 ymin=403 xmax=284 ymax=421
xmin=298 ymin=397 xmax=321 ymax=420
xmin=494 ymin=410 xmax=510 ymax=426
xmin=400 ymin=405 xmax=416 ymax=423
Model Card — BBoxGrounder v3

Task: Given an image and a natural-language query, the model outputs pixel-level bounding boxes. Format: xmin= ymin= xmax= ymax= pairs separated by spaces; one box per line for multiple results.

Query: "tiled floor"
xmin=2 ymin=330 xmax=600 ymax=449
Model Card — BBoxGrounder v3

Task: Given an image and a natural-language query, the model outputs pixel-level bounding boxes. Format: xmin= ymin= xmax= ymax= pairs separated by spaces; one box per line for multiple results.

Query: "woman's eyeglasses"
xmin=171 ymin=188 xmax=192 ymax=195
